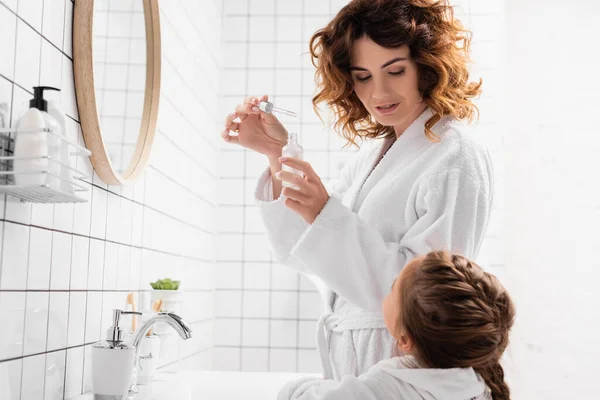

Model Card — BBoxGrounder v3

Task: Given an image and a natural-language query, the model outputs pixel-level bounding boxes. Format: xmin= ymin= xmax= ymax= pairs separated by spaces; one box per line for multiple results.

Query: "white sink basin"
xmin=75 ymin=370 xmax=319 ymax=400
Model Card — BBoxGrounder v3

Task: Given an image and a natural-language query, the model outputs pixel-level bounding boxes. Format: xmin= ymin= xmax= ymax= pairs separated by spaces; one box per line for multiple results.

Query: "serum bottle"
xmin=281 ymin=132 xmax=303 ymax=189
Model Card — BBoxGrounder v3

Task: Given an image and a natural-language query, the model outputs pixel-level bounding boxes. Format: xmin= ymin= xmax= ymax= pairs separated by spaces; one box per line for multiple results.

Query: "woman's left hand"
xmin=275 ymin=157 xmax=330 ymax=224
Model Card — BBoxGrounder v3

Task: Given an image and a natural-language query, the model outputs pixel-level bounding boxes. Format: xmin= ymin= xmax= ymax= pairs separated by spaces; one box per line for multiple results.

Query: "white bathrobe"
xmin=277 ymin=356 xmax=492 ymax=400
xmin=255 ymin=108 xmax=494 ymax=379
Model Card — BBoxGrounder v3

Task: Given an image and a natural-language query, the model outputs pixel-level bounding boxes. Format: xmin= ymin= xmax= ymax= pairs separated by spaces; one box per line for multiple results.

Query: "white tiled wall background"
xmin=216 ymin=0 xmax=505 ymax=374
xmin=502 ymin=1 xmax=600 ymax=399
xmin=0 ymin=0 xmax=221 ymax=399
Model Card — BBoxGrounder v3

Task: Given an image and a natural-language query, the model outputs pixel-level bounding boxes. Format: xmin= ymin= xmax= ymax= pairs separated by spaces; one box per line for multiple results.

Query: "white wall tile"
xmin=39 ymin=39 xmax=64 ymax=101
xmin=270 ymin=291 xmax=298 ymax=319
xmin=70 ymin=235 xmax=89 ymax=290
xmin=14 ymin=20 xmax=41 ymax=90
xmin=18 ymin=0 xmax=43 ymax=32
xmin=243 ymin=262 xmax=271 ymax=289
xmin=46 ymin=292 xmax=69 ymax=352
xmin=223 ymin=16 xmax=247 ymax=41
xmin=42 ymin=0 xmax=65 ymax=48
xmin=242 ymin=291 xmax=270 ymax=318
xmin=276 ymin=1 xmax=303 ymax=15
xmin=298 ymin=320 xmax=317 ymax=348
xmin=249 ymin=16 xmax=274 ymax=41
xmin=243 ymin=234 xmax=271 ymax=261
xmin=223 ymin=43 xmax=248 ymax=68
xmin=0 ymin=359 xmax=22 ymax=399
xmin=270 ymin=319 xmax=297 ymax=347
xmin=23 ymin=291 xmax=49 ymax=355
xmin=224 ymin=0 xmax=248 ymax=15
xmin=85 ymin=292 xmax=102 ymax=343
xmin=275 ymin=17 xmax=303 ymax=42
xmin=0 ymin=222 xmax=29 ymax=290
xmin=242 ymin=319 xmax=269 ymax=346
xmin=269 ymin=348 xmax=296 ymax=372
xmin=0 ymin=291 xmax=26 ymax=360
xmin=31 ymin=203 xmax=54 ymax=228
xmin=90 ymin=187 xmax=107 ymax=239
xmin=298 ymin=291 xmax=323 ymax=319
xmin=67 ymin=292 xmax=86 ymax=347
xmin=248 ymin=42 xmax=275 ymax=68
xmin=20 ymin=353 xmax=45 ymax=399
xmin=87 ymin=239 xmax=105 ymax=290
xmin=53 ymin=203 xmax=74 ymax=232
xmin=0 ymin=5 xmax=17 ymax=80
xmin=213 ymin=347 xmax=240 ymax=371
xmin=64 ymin=346 xmax=84 ymax=399
xmin=216 ymin=262 xmax=243 ymax=289
xmin=215 ymin=290 xmax=242 ymax=317
xmin=44 ymin=350 xmax=66 ymax=400
xmin=271 ymin=265 xmax=299 ymax=290
xmin=102 ymin=242 xmax=118 ymax=290
xmin=49 ymin=231 xmax=71 ymax=290
xmin=241 ymin=348 xmax=268 ymax=371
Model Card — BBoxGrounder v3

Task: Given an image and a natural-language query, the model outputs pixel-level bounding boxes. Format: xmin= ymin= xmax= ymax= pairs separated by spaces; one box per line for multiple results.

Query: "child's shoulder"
xmin=370 ymin=355 xmax=419 ymax=372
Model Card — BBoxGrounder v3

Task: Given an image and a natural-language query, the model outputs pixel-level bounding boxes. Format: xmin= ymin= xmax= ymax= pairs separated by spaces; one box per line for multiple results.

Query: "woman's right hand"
xmin=221 ymin=94 xmax=288 ymax=158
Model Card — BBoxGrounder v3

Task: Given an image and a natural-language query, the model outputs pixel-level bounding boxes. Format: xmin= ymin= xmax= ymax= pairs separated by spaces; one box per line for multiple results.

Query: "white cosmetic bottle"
xmin=13 ymin=86 xmax=61 ymax=187
xmin=48 ymin=100 xmax=75 ymax=195
xmin=281 ymin=132 xmax=304 ymax=189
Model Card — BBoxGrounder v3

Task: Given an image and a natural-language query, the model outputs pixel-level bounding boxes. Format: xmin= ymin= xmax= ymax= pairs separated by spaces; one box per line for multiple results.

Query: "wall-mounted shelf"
xmin=0 ymin=126 xmax=92 ymax=203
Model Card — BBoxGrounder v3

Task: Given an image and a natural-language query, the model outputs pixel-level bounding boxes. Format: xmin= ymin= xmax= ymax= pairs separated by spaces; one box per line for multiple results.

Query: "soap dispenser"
xmin=13 ymin=86 xmax=61 ymax=187
xmin=92 ymin=309 xmax=138 ymax=399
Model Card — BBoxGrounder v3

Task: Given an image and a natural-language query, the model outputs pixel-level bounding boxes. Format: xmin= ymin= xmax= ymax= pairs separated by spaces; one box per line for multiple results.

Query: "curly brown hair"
xmin=309 ymin=0 xmax=482 ymax=145
xmin=398 ymin=251 xmax=515 ymax=400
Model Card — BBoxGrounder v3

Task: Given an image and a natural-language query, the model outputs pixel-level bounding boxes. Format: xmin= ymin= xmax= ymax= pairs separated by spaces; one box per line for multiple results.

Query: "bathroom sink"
xmin=144 ymin=370 xmax=318 ymax=400
xmin=74 ymin=370 xmax=319 ymax=400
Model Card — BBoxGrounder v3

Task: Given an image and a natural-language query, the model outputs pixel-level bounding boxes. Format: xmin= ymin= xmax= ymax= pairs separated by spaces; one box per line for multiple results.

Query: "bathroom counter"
xmin=75 ymin=369 xmax=319 ymax=399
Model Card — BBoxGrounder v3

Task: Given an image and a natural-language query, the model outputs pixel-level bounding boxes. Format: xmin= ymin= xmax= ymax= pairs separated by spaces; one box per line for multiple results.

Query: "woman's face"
xmin=350 ymin=37 xmax=424 ymax=132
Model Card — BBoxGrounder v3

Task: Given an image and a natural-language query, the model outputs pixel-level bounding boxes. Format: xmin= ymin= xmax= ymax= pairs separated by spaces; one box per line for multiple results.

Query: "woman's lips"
xmin=374 ymin=102 xmax=399 ymax=115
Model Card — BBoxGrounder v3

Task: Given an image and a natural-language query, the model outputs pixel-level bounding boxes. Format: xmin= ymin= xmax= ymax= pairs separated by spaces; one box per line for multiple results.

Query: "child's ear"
xmin=397 ymin=334 xmax=413 ymax=353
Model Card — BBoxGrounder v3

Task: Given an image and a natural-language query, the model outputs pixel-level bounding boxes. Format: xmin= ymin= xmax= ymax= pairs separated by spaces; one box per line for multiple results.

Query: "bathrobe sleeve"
xmin=289 ymin=168 xmax=492 ymax=312
xmin=254 ymin=157 xmax=356 ymax=274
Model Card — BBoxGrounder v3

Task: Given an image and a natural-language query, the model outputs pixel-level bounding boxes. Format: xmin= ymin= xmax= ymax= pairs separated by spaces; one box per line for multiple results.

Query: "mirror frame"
xmin=73 ymin=0 xmax=161 ymax=185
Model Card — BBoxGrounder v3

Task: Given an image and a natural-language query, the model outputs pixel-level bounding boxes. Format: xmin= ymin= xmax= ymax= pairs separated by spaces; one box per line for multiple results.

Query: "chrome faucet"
xmin=120 ymin=310 xmax=192 ymax=396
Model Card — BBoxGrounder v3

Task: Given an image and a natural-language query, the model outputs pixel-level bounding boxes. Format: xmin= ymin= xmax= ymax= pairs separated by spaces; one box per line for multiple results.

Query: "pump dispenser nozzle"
xmin=30 ymin=86 xmax=60 ymax=112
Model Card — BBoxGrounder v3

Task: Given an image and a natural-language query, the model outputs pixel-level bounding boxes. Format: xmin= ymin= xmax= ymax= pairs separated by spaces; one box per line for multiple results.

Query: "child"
xmin=278 ymin=251 xmax=515 ymax=400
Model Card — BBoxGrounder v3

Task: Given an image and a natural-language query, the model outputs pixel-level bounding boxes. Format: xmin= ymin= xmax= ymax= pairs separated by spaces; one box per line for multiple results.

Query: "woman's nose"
xmin=371 ymin=77 xmax=393 ymax=100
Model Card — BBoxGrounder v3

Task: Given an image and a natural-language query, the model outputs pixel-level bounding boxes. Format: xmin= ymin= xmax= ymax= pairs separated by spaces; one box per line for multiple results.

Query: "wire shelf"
xmin=0 ymin=126 xmax=92 ymax=203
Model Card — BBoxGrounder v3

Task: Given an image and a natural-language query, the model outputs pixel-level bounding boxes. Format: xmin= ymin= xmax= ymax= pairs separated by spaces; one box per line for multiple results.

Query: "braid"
xmin=399 ymin=251 xmax=516 ymax=400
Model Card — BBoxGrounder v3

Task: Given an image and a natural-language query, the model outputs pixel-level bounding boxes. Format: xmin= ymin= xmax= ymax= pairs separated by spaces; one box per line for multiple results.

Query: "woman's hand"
xmin=221 ymin=94 xmax=288 ymax=158
xmin=276 ymin=157 xmax=330 ymax=224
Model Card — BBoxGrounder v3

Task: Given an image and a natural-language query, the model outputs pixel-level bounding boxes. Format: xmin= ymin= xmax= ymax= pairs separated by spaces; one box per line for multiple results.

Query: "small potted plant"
xmin=149 ymin=278 xmax=183 ymax=313
xmin=149 ymin=278 xmax=183 ymax=336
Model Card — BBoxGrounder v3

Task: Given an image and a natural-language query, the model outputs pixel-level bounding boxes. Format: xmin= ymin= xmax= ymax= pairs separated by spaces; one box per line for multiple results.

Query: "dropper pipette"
xmin=258 ymin=101 xmax=297 ymax=118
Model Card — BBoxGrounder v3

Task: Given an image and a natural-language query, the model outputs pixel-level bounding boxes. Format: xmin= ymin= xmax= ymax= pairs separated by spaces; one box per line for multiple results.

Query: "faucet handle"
xmin=120 ymin=310 xmax=143 ymax=316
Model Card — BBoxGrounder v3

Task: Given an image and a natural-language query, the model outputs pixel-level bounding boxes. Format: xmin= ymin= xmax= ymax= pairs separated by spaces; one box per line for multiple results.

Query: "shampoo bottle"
xmin=13 ymin=86 xmax=61 ymax=187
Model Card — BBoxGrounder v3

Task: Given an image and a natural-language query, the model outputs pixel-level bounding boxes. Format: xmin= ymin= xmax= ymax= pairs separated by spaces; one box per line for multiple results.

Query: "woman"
xmin=221 ymin=0 xmax=493 ymax=380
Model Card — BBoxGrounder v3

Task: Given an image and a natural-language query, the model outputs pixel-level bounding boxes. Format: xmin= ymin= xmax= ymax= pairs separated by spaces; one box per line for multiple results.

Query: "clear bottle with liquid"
xmin=281 ymin=132 xmax=304 ymax=189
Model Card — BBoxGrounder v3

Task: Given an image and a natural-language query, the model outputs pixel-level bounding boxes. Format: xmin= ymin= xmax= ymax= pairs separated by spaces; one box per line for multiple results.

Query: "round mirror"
xmin=73 ymin=0 xmax=161 ymax=185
